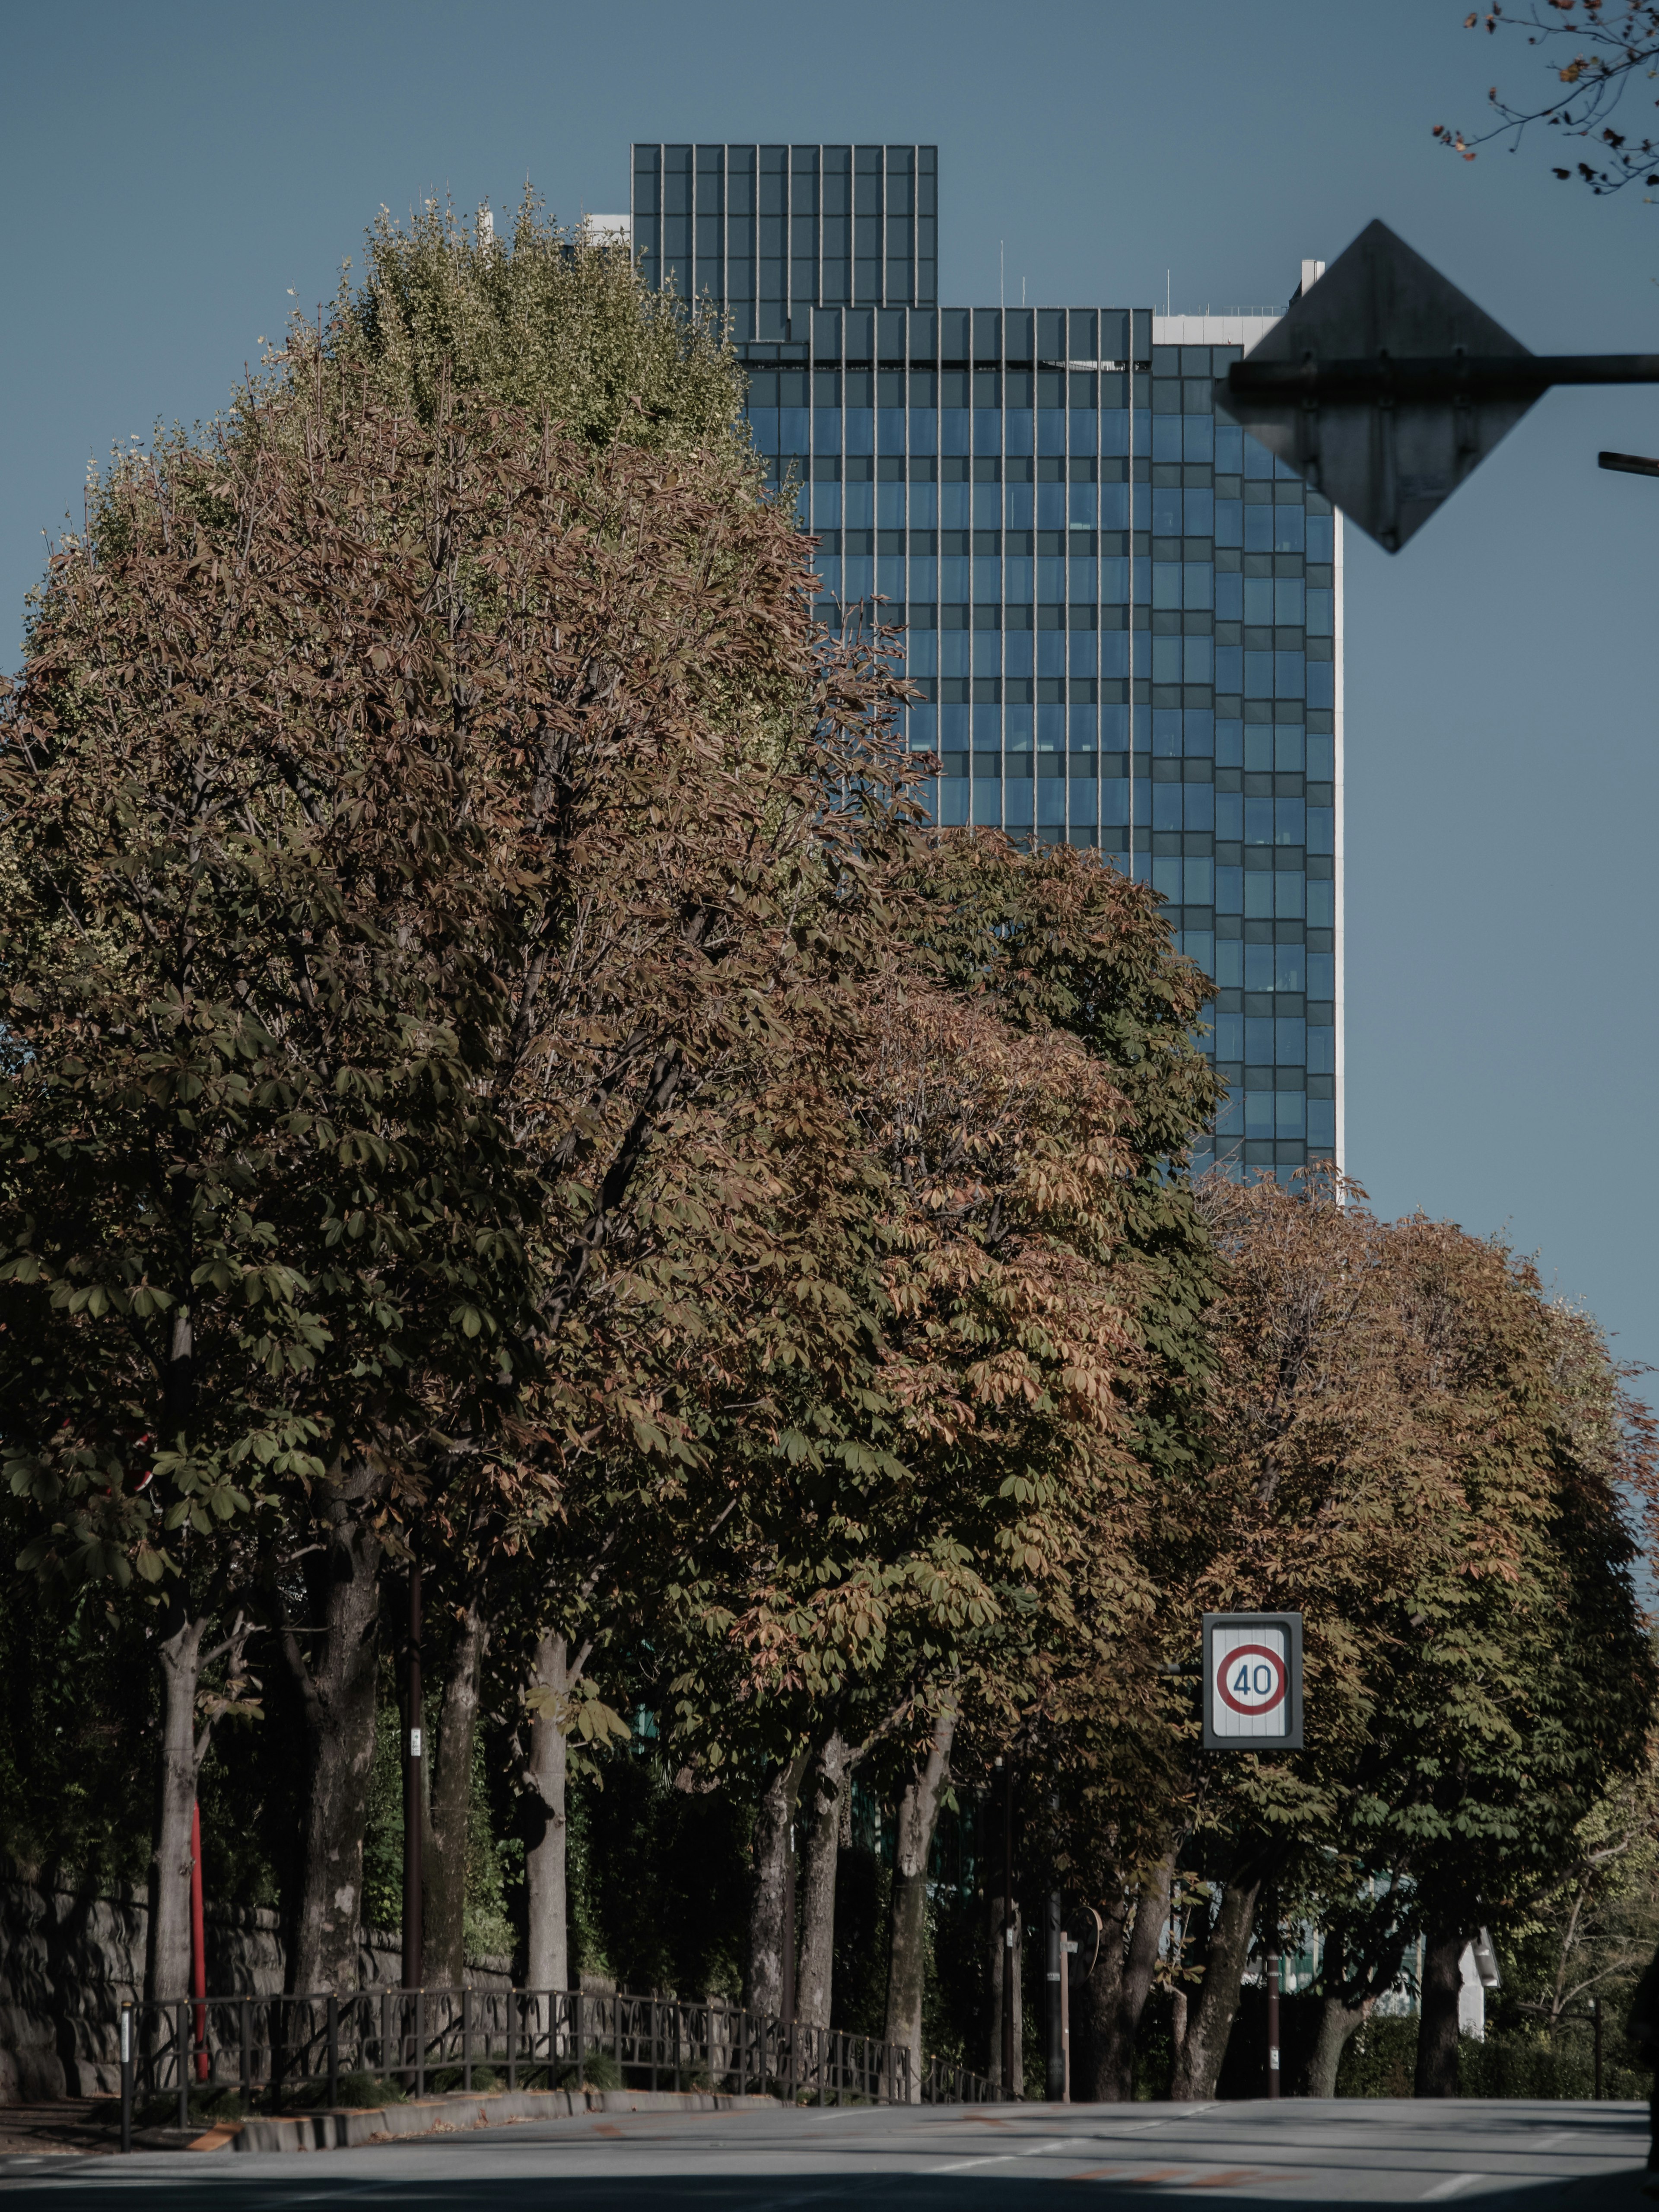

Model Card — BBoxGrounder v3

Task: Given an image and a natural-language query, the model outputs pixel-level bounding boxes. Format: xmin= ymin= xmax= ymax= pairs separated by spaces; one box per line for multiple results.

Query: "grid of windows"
xmin=631 ymin=143 xmax=938 ymax=343
xmin=637 ymin=146 xmax=1341 ymax=1184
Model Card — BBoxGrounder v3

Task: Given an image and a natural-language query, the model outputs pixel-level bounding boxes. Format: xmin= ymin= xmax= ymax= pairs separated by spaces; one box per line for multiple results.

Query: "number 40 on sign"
xmin=1201 ymin=1613 xmax=1303 ymax=1752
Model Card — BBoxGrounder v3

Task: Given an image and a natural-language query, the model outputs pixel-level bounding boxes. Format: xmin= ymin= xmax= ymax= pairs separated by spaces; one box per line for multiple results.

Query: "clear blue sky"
xmin=5 ymin=0 xmax=1656 ymax=1391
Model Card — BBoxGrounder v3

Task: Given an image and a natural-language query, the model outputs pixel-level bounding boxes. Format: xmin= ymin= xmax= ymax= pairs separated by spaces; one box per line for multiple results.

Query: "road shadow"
xmin=0 ymin=2166 xmax=1647 ymax=2209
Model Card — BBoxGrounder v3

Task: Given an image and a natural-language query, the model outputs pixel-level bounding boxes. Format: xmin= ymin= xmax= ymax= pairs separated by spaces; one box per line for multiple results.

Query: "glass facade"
xmin=631 ymin=142 xmax=937 ymax=342
xmin=629 ymin=144 xmax=1343 ymax=1184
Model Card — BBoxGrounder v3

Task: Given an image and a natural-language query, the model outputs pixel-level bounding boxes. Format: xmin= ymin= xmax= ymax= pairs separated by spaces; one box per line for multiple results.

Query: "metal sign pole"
xmin=1045 ymin=1892 xmax=1064 ymax=2104
xmin=1060 ymin=1929 xmax=1081 ymax=2103
xmin=1201 ymin=1615 xmax=1303 ymax=2103
xmin=402 ymin=1554 xmax=423 ymax=1993
xmin=119 ymin=2000 xmax=133 ymax=2154
xmin=1227 ymin=352 xmax=1659 ymax=402
xmin=1000 ymin=1759 xmax=1015 ymax=2097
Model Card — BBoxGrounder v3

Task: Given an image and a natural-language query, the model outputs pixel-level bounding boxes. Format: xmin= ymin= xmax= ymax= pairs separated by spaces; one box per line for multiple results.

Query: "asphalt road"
xmin=0 ymin=2097 xmax=1649 ymax=2209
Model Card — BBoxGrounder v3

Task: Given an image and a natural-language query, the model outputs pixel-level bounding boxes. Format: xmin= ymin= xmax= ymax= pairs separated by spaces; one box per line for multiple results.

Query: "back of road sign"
xmin=1202 ymin=1611 xmax=1303 ymax=1751
xmin=1217 ymin=220 xmax=1538 ymax=553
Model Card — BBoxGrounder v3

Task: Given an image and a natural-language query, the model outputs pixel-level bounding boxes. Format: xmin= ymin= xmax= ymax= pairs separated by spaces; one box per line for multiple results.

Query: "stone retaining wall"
xmin=0 ymin=1871 xmax=511 ymax=2101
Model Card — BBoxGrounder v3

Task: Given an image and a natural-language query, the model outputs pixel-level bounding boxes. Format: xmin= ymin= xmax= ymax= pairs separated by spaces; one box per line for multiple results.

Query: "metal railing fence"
xmin=111 ymin=1985 xmax=960 ymax=2147
xmin=921 ymin=2052 xmax=1012 ymax=2103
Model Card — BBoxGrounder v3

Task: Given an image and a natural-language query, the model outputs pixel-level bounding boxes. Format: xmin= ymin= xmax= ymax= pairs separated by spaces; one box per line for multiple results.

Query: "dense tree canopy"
xmin=2 ymin=188 xmax=1652 ymax=2115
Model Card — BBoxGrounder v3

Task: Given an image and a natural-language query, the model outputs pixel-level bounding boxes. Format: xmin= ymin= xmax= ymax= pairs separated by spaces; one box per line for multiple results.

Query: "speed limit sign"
xmin=1201 ymin=1613 xmax=1303 ymax=1751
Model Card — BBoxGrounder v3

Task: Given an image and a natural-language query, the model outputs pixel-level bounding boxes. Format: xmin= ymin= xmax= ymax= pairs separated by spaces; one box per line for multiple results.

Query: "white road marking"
xmin=1091 ymin=2118 xmax=1186 ymax=2133
xmin=1064 ymin=2107 xmax=1215 ymax=2136
xmin=1421 ymin=2176 xmax=1483 ymax=2201
xmin=933 ymin=2133 xmax=1080 ymax=2173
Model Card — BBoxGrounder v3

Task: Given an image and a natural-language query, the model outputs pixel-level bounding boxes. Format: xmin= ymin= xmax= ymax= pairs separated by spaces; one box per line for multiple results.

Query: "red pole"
xmin=190 ymin=1800 xmax=208 ymax=2082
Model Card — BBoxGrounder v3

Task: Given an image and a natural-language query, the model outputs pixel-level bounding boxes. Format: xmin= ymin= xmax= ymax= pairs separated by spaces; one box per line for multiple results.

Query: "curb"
xmin=227 ymin=2084 xmax=779 ymax=2154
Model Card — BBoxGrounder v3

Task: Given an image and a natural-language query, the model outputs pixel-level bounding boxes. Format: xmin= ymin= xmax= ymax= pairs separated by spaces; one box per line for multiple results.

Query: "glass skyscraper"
xmin=625 ymin=143 xmax=1342 ymax=1182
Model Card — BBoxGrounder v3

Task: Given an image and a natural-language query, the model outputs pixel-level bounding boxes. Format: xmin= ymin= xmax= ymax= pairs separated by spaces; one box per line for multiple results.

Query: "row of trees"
xmin=2 ymin=196 xmax=1653 ymax=2099
xmin=1065 ymin=1175 xmax=1657 ymax=2097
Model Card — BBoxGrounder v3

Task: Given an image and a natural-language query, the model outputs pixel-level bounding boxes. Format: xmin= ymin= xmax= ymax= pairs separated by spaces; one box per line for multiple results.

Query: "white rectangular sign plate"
xmin=1201 ymin=1611 xmax=1303 ymax=1751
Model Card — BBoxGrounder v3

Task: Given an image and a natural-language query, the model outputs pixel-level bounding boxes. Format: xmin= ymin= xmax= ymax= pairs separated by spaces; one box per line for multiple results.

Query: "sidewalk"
xmin=0 ymin=2083 xmax=783 ymax=2160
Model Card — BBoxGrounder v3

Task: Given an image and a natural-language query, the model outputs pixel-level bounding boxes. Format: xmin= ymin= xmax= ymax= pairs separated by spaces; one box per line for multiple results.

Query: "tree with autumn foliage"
xmin=652 ymin=959 xmax=1159 ymax=2079
xmin=629 ymin=830 xmax=1223 ymax=2075
xmin=0 ymin=399 xmax=536 ymax=2000
xmin=908 ymin=830 xmax=1223 ymax=2072
xmin=264 ymin=198 xmax=1224 ymax=2053
xmin=1054 ymin=1169 xmax=1656 ymax=2103
xmin=1439 ymin=2 xmax=1659 ymax=199
xmin=240 ymin=199 xmax=936 ymax=2002
xmin=0 ymin=289 xmax=927 ymax=2015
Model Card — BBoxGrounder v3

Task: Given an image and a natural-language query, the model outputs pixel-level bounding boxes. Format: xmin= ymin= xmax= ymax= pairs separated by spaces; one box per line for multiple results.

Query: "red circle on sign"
xmin=1216 ymin=1642 xmax=1287 ymax=1717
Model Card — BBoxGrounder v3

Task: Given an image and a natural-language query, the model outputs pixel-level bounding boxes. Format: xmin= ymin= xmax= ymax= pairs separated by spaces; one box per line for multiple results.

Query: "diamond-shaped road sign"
xmin=1218 ymin=221 xmax=1535 ymax=552
xmin=1215 ymin=219 xmax=1659 ymax=552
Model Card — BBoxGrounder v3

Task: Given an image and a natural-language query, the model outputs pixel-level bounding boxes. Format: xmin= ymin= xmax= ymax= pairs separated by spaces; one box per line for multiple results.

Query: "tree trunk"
xmin=1169 ymin=1860 xmax=1268 ymax=2100
xmin=426 ymin=1603 xmax=489 ymax=1989
xmin=286 ymin=1513 xmax=383 ymax=1995
xmin=146 ymin=1610 xmax=207 ymax=2003
xmin=1303 ymin=1993 xmax=1368 ymax=2097
xmin=797 ymin=1729 xmax=852 ymax=2030
xmin=1414 ymin=1926 xmax=1465 ymax=2097
xmin=1073 ymin=1890 xmax=1129 ymax=2100
xmin=884 ymin=1701 xmax=956 ymax=2087
xmin=747 ymin=1751 xmax=807 ymax=2018
xmin=523 ymin=1631 xmax=574 ymax=1994
xmin=1081 ymin=1848 xmax=1176 ymax=2101
xmin=986 ymin=1893 xmax=1024 ymax=2091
